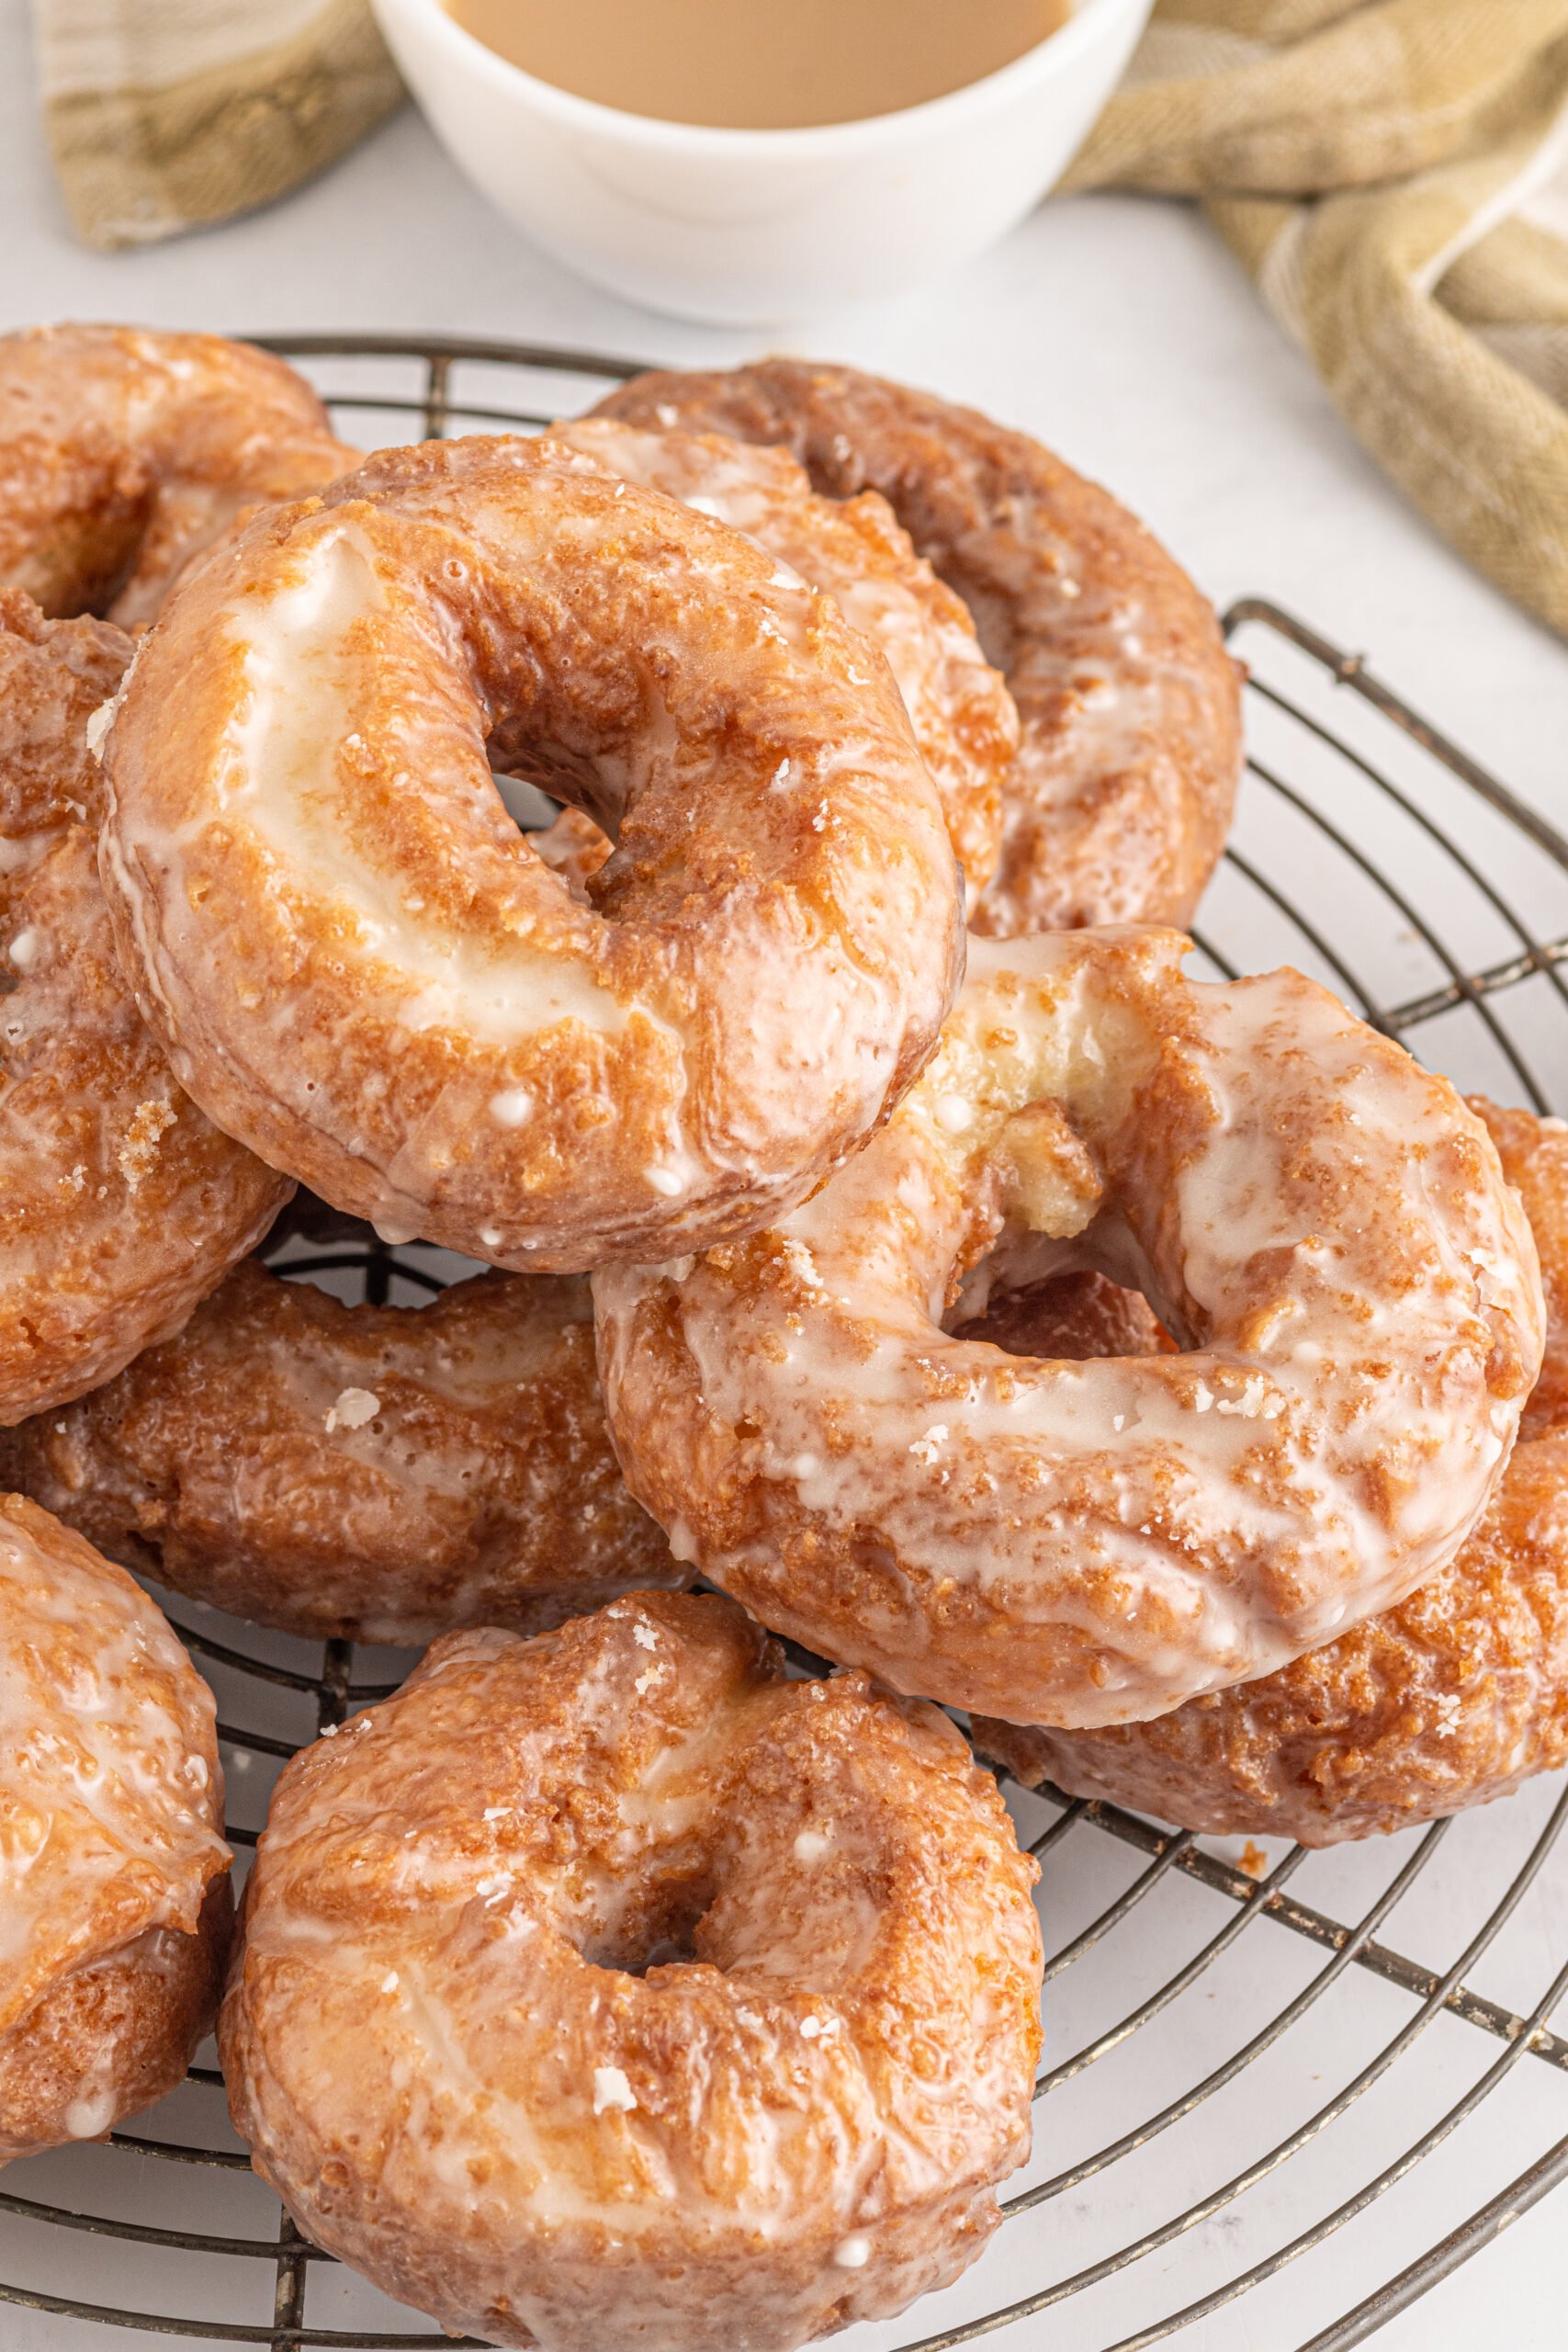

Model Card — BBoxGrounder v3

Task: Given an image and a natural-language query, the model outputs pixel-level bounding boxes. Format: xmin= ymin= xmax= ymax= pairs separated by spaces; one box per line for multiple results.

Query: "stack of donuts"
xmin=0 ymin=322 xmax=1557 ymax=2352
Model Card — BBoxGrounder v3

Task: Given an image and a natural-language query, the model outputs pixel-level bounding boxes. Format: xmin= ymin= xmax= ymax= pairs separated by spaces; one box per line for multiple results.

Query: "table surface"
xmin=2 ymin=3 xmax=1567 ymax=2346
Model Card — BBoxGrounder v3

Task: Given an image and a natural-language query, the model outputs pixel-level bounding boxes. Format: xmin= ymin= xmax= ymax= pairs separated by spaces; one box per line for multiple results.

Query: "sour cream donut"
xmin=220 ymin=1589 xmax=1042 ymax=2352
xmin=976 ymin=1102 xmax=1568 ymax=1843
xmin=0 ymin=1496 xmax=231 ymax=2164
xmin=99 ymin=435 xmax=964 ymax=1272
xmin=595 ymin=931 xmax=1543 ymax=1730
xmin=592 ymin=359 xmax=1243 ymax=934
xmin=0 ymin=324 xmax=356 ymax=626
xmin=545 ymin=416 xmax=1018 ymax=887
xmin=0 ymin=1255 xmax=682 ymax=1643
xmin=0 ymin=592 xmax=288 ymax=1423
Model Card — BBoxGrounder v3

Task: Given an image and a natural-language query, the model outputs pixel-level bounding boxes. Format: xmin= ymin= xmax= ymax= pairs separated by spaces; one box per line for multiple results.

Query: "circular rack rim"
xmin=4 ymin=332 xmax=1568 ymax=2352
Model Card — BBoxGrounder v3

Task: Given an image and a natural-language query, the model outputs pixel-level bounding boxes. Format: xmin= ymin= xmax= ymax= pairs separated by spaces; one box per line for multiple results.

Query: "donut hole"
xmin=21 ymin=478 xmax=155 ymax=623
xmin=940 ymin=1090 xmax=1199 ymax=1358
xmin=555 ymin=1684 xmax=896 ymax=1993
xmin=482 ymin=710 xmax=619 ymax=842
xmin=940 ymin=571 xmax=1019 ymax=682
xmin=573 ymin=1866 xmax=716 ymax=1978
xmin=490 ymin=770 xmax=561 ymax=834
xmin=951 ymin=1269 xmax=1175 ymax=1363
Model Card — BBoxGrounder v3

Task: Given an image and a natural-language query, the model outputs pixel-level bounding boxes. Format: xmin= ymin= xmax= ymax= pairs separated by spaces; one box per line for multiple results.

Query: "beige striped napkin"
xmin=1066 ymin=0 xmax=1568 ymax=639
xmin=31 ymin=0 xmax=402 ymax=252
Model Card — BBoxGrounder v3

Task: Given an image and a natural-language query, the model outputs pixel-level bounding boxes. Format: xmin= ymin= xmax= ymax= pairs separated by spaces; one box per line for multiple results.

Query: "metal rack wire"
xmin=4 ymin=336 xmax=1568 ymax=2352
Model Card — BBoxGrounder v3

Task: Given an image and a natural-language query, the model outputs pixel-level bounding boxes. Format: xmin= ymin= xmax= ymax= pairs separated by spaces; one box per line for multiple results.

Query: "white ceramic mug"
xmin=371 ymin=0 xmax=1153 ymax=324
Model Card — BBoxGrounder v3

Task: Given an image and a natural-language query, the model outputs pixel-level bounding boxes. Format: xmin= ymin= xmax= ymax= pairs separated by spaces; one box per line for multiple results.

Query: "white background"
xmin=2 ymin=0 xmax=1567 ymax=2346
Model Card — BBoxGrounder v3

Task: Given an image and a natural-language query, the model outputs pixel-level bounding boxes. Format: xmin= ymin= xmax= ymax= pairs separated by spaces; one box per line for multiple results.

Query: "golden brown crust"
xmin=974 ymin=1102 xmax=1568 ymax=1844
xmin=546 ymin=416 xmax=1018 ymax=888
xmin=100 ymin=434 xmax=964 ymax=1272
xmin=0 ymin=324 xmax=356 ymax=623
xmin=0 ymin=1256 xmax=683 ymax=1644
xmin=0 ymin=591 xmax=289 ymax=1423
xmin=592 ymin=359 xmax=1243 ymax=934
xmin=0 ymin=1880 xmax=231 ymax=2163
xmin=221 ymin=1590 xmax=1042 ymax=2352
xmin=0 ymin=1497 xmax=231 ymax=2163
xmin=1483 ymin=1103 xmax=1568 ymax=1439
xmin=595 ymin=936 xmax=1543 ymax=1729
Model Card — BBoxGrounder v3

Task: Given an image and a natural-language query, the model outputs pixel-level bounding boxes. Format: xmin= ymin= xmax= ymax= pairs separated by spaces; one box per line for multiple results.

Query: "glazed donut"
xmin=0 ymin=1495 xmax=231 ymax=2164
xmin=0 ymin=591 xmax=288 ymax=1423
xmin=594 ymin=930 xmax=1544 ymax=1730
xmin=592 ymin=358 xmax=1243 ymax=934
xmin=99 ymin=434 xmax=964 ymax=1272
xmin=220 ymin=1589 xmax=1043 ymax=2352
xmin=0 ymin=1254 xmax=682 ymax=1644
xmin=544 ymin=416 xmax=1018 ymax=887
xmin=0 ymin=324 xmax=356 ymax=626
xmin=975 ymin=1102 xmax=1568 ymax=1844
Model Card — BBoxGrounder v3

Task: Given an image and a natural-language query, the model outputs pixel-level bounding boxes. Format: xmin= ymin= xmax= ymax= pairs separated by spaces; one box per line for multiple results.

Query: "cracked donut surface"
xmin=0 ymin=1495 xmax=231 ymax=2164
xmin=976 ymin=1102 xmax=1568 ymax=1843
xmin=595 ymin=931 xmax=1543 ymax=1729
xmin=220 ymin=1589 xmax=1042 ymax=2352
xmin=592 ymin=358 xmax=1243 ymax=933
xmin=0 ymin=591 xmax=288 ymax=1422
xmin=98 ymin=434 xmax=964 ymax=1271
xmin=541 ymin=415 xmax=1018 ymax=888
xmin=0 ymin=1255 xmax=682 ymax=1644
xmin=0 ymin=324 xmax=356 ymax=626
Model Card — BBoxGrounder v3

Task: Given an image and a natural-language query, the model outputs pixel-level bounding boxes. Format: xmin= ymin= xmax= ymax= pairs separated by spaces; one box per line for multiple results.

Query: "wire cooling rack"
xmin=4 ymin=337 xmax=1568 ymax=2352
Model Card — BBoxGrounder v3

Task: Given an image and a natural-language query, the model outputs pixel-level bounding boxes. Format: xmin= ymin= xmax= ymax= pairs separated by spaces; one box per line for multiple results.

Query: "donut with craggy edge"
xmin=975 ymin=1102 xmax=1568 ymax=1843
xmin=592 ymin=358 xmax=1242 ymax=934
xmin=0 ymin=1256 xmax=682 ymax=1644
xmin=594 ymin=931 xmax=1543 ymax=1730
xmin=0 ymin=324 xmax=357 ymax=627
xmin=0 ymin=1496 xmax=231 ymax=2164
xmin=98 ymin=434 xmax=964 ymax=1272
xmin=0 ymin=591 xmax=288 ymax=1423
xmin=220 ymin=1589 xmax=1042 ymax=2352
xmin=540 ymin=415 xmax=1018 ymax=888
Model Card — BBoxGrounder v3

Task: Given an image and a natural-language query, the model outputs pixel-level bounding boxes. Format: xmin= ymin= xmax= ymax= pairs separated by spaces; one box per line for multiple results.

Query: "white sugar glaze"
xmin=221 ymin=1592 xmax=1042 ymax=2351
xmin=595 ymin=929 xmax=1544 ymax=1727
xmin=0 ymin=1505 xmax=225 ymax=2012
xmin=0 ymin=1496 xmax=229 ymax=2165
xmin=0 ymin=593 xmax=288 ymax=1424
xmin=547 ymin=418 xmax=1017 ymax=888
xmin=220 ymin=526 xmax=633 ymax=1045
xmin=0 ymin=323 xmax=356 ymax=626
xmin=589 ymin=359 xmax=1244 ymax=935
xmin=976 ymin=1101 xmax=1568 ymax=1844
xmin=0 ymin=1256 xmax=682 ymax=1645
xmin=100 ymin=435 xmax=963 ymax=1271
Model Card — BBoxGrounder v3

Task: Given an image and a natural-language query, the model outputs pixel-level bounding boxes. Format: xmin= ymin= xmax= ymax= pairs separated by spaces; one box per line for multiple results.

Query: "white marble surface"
xmin=2 ymin=2 xmax=1567 ymax=2346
